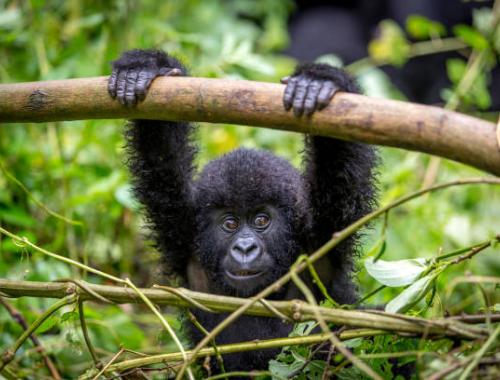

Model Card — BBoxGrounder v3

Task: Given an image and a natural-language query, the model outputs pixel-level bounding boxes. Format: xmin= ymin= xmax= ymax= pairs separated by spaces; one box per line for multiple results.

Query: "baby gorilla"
xmin=109 ymin=49 xmax=377 ymax=372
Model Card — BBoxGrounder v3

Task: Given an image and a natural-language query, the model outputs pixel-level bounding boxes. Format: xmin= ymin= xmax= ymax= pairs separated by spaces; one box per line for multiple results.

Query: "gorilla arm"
xmin=109 ymin=50 xmax=198 ymax=278
xmin=285 ymin=63 xmax=378 ymax=304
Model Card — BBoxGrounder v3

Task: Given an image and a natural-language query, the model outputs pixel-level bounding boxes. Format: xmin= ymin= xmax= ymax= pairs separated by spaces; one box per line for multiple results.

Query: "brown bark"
xmin=0 ymin=76 xmax=498 ymax=175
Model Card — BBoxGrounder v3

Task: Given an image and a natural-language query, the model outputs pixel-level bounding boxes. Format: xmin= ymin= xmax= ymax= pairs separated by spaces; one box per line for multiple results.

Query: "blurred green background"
xmin=0 ymin=0 xmax=499 ymax=378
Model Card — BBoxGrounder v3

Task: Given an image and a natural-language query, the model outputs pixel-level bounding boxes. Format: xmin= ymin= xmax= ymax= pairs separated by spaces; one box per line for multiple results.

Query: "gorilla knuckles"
xmin=110 ymin=49 xmax=377 ymax=372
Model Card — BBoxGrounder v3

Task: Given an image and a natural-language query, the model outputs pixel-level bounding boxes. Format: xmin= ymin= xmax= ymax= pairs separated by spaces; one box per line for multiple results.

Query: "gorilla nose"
xmin=230 ymin=237 xmax=261 ymax=264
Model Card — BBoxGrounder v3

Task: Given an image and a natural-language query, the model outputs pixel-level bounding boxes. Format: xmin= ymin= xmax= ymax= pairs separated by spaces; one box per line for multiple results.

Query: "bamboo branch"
xmin=81 ymin=330 xmax=384 ymax=379
xmin=0 ymin=77 xmax=498 ymax=176
xmin=0 ymin=279 xmax=492 ymax=340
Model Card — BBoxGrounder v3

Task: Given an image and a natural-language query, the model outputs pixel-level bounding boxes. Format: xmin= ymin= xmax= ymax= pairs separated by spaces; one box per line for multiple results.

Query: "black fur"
xmin=110 ymin=49 xmax=378 ymax=373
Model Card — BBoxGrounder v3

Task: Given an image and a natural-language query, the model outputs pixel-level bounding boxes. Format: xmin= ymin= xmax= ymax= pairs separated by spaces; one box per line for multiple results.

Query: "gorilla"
xmin=108 ymin=49 xmax=377 ymax=372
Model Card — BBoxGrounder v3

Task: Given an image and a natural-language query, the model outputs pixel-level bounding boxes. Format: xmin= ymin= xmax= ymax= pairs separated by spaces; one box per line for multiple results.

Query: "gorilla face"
xmin=197 ymin=204 xmax=299 ymax=296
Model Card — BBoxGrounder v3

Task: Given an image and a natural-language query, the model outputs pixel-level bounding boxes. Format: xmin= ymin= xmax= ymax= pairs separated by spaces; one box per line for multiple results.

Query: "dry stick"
xmin=91 ymin=347 xmax=124 ymax=380
xmin=321 ymin=342 xmax=336 ymax=380
xmin=0 ymin=297 xmax=62 ymax=380
xmin=176 ymin=177 xmax=500 ymax=378
xmin=0 ymin=77 xmax=499 ymax=176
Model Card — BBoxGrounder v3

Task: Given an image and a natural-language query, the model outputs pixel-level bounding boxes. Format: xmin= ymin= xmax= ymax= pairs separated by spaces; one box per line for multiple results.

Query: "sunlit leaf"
xmin=446 ymin=58 xmax=467 ymax=85
xmin=368 ymin=20 xmax=410 ymax=66
xmin=453 ymin=24 xmax=489 ymax=50
xmin=406 ymin=15 xmax=446 ymax=40
xmin=365 ymin=257 xmax=429 ymax=287
xmin=385 ymin=273 xmax=438 ymax=313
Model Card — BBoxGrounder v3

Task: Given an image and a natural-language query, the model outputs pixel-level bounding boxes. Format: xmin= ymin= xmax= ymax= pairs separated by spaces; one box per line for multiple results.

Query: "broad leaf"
xmin=365 ymin=257 xmax=428 ymax=287
xmin=385 ymin=273 xmax=437 ymax=313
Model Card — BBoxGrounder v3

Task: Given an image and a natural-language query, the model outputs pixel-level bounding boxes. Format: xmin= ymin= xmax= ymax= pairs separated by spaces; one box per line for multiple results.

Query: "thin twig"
xmin=458 ymin=324 xmax=500 ymax=380
xmin=78 ymin=300 xmax=100 ymax=366
xmin=124 ymin=279 xmax=194 ymax=380
xmin=0 ymin=160 xmax=82 ymax=226
xmin=91 ymin=347 xmax=125 ymax=380
xmin=0 ymin=294 xmax=76 ymax=371
xmin=0 ymin=297 xmax=62 ymax=379
xmin=187 ymin=311 xmax=226 ymax=375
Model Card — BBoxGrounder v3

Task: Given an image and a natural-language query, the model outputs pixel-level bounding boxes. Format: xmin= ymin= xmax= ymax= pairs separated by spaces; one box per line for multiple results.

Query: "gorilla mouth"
xmin=225 ymin=269 xmax=265 ymax=280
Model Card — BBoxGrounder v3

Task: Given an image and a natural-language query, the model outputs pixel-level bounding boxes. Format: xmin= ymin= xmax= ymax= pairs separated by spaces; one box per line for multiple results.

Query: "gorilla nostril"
xmin=236 ymin=242 xmax=257 ymax=254
xmin=231 ymin=238 xmax=262 ymax=264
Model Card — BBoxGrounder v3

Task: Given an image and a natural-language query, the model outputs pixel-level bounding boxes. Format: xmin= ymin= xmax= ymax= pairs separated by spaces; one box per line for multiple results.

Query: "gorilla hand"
xmin=108 ymin=49 xmax=184 ymax=107
xmin=282 ymin=63 xmax=359 ymax=116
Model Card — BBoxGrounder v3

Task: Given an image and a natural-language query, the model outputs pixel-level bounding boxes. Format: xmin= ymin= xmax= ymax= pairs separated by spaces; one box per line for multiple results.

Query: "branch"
xmin=0 ymin=279 xmax=491 ymax=341
xmin=0 ymin=297 xmax=61 ymax=379
xmin=0 ymin=77 xmax=498 ymax=176
xmin=81 ymin=330 xmax=380 ymax=379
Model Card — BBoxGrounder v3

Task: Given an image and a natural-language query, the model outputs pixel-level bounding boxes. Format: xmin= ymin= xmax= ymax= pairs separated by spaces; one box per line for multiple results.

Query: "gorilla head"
xmin=193 ymin=148 xmax=310 ymax=296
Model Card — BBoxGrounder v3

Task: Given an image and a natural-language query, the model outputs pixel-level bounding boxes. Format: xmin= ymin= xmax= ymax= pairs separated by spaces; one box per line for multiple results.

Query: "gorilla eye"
xmin=222 ymin=217 xmax=239 ymax=232
xmin=254 ymin=214 xmax=270 ymax=229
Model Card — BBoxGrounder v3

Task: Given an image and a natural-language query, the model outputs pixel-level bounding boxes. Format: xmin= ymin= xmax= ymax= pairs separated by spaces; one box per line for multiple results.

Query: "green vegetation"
xmin=0 ymin=1 xmax=499 ymax=379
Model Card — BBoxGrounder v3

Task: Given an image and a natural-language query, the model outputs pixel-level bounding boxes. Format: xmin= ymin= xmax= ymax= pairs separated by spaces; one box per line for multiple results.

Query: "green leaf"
xmin=406 ymin=15 xmax=446 ymax=40
xmin=0 ymin=206 xmax=38 ymax=228
xmin=368 ymin=20 xmax=410 ymax=66
xmin=446 ymin=58 xmax=467 ymax=85
xmin=289 ymin=321 xmax=316 ymax=337
xmin=453 ymin=24 xmax=489 ymax=50
xmin=385 ymin=272 xmax=438 ymax=313
xmin=269 ymin=360 xmax=295 ymax=379
xmin=445 ymin=58 xmax=491 ymax=110
xmin=365 ymin=257 xmax=428 ymax=287
xmin=61 ymin=311 xmax=79 ymax=323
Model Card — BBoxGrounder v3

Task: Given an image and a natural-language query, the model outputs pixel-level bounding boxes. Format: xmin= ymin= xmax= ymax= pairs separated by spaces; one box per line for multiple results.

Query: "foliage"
xmin=0 ymin=1 xmax=499 ymax=379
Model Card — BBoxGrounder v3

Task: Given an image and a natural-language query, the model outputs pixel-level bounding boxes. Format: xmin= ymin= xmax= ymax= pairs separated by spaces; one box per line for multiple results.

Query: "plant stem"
xmin=458 ymin=324 xmax=500 ymax=380
xmin=0 ymin=294 xmax=76 ymax=371
xmin=81 ymin=329 xmax=386 ymax=378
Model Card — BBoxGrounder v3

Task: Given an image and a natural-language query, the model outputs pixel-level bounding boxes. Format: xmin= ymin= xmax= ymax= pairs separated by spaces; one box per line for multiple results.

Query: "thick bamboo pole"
xmin=0 ymin=76 xmax=498 ymax=175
